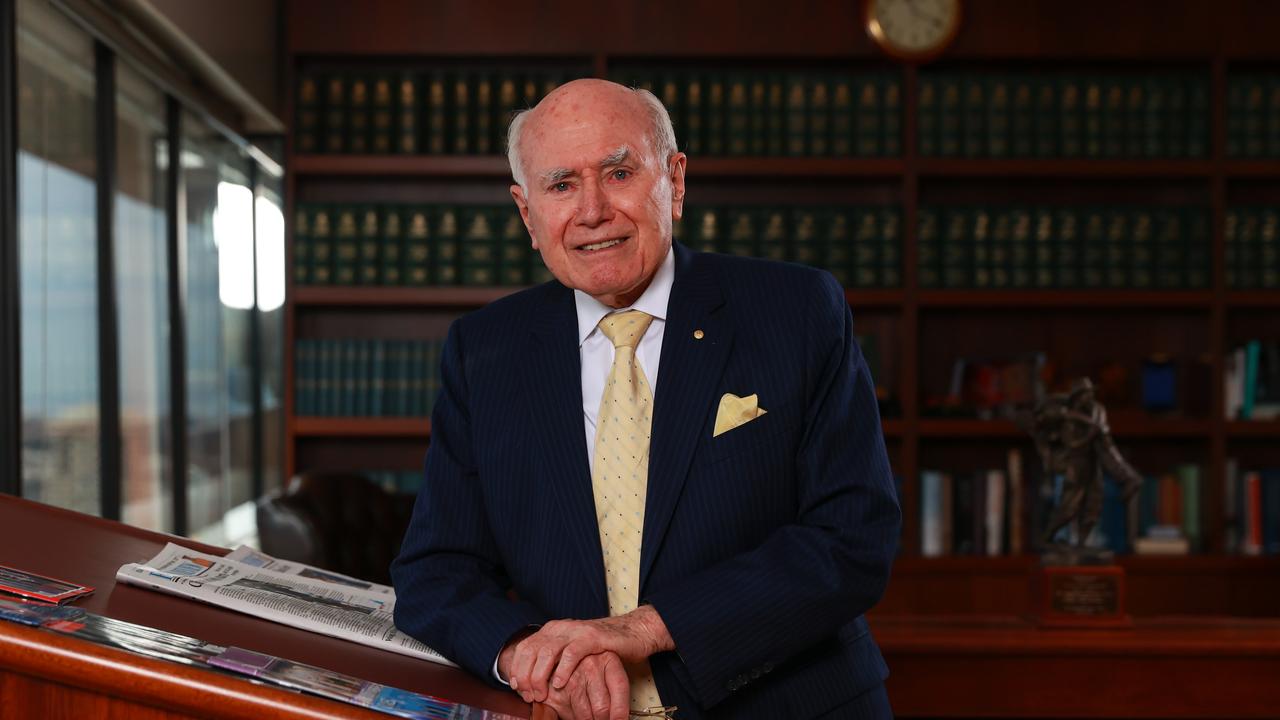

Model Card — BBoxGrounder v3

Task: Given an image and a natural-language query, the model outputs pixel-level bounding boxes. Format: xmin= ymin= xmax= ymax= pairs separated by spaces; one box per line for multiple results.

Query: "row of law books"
xmin=610 ymin=68 xmax=901 ymax=157
xmin=919 ymin=452 xmax=1207 ymax=557
xmin=1225 ymin=461 xmax=1280 ymax=556
xmin=295 ymin=65 xmax=582 ymax=155
xmin=1226 ymin=75 xmax=1280 ymax=158
xmin=675 ymin=205 xmax=902 ymax=288
xmin=294 ymin=338 xmax=441 ymax=419
xmin=1224 ymin=339 xmax=1280 ymax=421
xmin=1224 ymin=207 xmax=1279 ymax=289
xmin=918 ymin=205 xmax=1211 ymax=290
xmin=917 ymin=71 xmax=1210 ymax=158
xmin=293 ymin=204 xmax=551 ymax=288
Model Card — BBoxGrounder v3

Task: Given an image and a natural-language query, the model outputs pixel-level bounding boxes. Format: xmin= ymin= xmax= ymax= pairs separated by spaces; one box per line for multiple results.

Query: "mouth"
xmin=577 ymin=236 xmax=629 ymax=252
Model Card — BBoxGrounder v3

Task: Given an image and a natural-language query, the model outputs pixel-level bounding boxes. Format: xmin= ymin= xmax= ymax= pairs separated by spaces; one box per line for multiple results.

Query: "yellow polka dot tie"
xmin=592 ymin=310 xmax=663 ymax=712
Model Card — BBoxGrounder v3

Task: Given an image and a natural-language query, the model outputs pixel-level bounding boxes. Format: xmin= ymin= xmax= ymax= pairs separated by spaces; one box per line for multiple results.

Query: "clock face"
xmin=866 ymin=0 xmax=961 ymax=60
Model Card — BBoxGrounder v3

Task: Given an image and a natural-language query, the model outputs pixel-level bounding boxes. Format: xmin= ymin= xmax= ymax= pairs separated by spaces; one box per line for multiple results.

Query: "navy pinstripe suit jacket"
xmin=391 ymin=243 xmax=901 ymax=719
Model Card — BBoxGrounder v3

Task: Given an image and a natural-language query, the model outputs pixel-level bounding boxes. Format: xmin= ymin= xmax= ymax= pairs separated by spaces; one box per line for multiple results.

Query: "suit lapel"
xmin=526 ymin=284 xmax=607 ymax=611
xmin=642 ymin=245 xmax=732 ymax=590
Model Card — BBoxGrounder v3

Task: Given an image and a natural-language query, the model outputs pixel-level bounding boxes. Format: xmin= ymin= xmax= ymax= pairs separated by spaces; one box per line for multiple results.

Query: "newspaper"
xmin=225 ymin=545 xmax=394 ymax=596
xmin=116 ymin=543 xmax=452 ymax=667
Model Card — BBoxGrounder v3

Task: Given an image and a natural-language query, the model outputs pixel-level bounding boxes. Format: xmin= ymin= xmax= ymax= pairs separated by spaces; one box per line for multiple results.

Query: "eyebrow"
xmin=537 ymin=146 xmax=635 ymax=185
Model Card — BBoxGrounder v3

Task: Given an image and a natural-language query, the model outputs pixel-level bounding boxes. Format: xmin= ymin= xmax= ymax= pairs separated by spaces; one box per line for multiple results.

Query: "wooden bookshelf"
xmin=284 ymin=0 xmax=1280 ymax=617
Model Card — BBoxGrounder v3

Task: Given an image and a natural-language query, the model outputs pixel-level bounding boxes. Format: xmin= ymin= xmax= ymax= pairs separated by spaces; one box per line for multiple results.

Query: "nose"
xmin=575 ymin=176 xmax=612 ymax=228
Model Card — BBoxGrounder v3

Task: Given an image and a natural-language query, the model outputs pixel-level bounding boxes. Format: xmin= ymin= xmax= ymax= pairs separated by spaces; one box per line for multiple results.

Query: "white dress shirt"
xmin=492 ymin=246 xmax=675 ymax=683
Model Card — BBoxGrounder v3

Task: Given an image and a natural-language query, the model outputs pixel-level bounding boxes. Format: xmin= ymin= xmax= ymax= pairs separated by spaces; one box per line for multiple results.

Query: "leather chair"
xmin=255 ymin=471 xmax=415 ymax=586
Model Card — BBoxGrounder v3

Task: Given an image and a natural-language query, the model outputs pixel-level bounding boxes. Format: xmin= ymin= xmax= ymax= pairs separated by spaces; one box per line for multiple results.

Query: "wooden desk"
xmin=874 ymin=614 xmax=1280 ymax=718
xmin=0 ymin=494 xmax=531 ymax=719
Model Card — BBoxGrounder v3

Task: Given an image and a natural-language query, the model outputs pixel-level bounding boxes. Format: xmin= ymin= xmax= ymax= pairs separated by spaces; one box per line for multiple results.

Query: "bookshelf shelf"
xmin=916 ymin=158 xmax=1218 ymax=178
xmin=916 ymin=290 xmax=1215 ymax=309
xmin=294 ymin=417 xmax=431 ymax=437
xmin=295 ymin=286 xmax=526 ymax=307
xmin=1225 ymin=420 xmax=1280 ymax=438
xmin=917 ymin=417 xmax=1211 ymax=439
xmin=293 ymin=154 xmax=512 ymax=177
xmin=890 ymin=554 xmax=1280 ymax=574
xmin=1223 ymin=160 xmax=1280 ymax=178
xmin=1225 ymin=291 xmax=1280 ymax=308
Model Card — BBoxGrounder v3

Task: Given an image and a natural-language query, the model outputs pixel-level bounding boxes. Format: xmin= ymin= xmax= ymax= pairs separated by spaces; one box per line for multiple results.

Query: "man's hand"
xmin=539 ymin=650 xmax=630 ymax=720
xmin=501 ymin=606 xmax=674 ymax=704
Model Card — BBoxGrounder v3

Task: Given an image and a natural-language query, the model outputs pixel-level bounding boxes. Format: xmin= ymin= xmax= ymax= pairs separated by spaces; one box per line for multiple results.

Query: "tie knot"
xmin=598 ymin=310 xmax=653 ymax=349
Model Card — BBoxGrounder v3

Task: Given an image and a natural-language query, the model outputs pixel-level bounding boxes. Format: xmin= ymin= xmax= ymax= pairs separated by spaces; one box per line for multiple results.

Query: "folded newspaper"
xmin=116 ymin=543 xmax=452 ymax=667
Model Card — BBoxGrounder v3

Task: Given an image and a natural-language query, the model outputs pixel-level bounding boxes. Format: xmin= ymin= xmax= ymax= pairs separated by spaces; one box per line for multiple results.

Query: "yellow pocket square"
xmin=713 ymin=393 xmax=767 ymax=437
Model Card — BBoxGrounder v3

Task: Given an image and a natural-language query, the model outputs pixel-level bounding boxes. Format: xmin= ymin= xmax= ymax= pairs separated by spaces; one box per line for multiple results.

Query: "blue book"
xmin=920 ymin=470 xmax=944 ymax=557
xmin=1139 ymin=474 xmax=1161 ymax=537
xmin=1100 ymin=473 xmax=1129 ymax=553
xmin=1243 ymin=340 xmax=1261 ymax=419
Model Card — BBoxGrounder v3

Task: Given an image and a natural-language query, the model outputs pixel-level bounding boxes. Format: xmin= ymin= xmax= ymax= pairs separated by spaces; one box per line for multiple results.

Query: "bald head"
xmin=506 ymin=78 xmax=678 ymax=190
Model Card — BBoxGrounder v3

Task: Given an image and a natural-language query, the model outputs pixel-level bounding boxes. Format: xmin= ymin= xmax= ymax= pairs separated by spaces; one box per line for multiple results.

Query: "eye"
xmin=551 ymin=181 xmax=571 ymax=193
xmin=611 ymin=169 xmax=631 ymax=181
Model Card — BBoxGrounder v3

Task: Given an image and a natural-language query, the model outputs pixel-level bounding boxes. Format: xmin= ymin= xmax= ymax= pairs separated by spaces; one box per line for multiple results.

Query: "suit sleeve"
xmin=643 ymin=272 xmax=901 ymax=709
xmin=391 ymin=319 xmax=548 ymax=684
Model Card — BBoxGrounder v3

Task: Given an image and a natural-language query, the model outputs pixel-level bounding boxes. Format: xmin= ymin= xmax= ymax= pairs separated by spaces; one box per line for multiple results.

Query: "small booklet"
xmin=0 ymin=596 xmax=86 ymax=627
xmin=0 ymin=563 xmax=95 ymax=605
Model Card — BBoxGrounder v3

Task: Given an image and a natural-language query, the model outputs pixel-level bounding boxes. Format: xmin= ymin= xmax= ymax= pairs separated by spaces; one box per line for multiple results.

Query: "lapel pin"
xmin=693 ymin=329 xmax=705 ymax=340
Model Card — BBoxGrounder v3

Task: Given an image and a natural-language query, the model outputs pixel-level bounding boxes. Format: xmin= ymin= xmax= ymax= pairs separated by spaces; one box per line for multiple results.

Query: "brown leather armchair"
xmin=255 ymin=471 xmax=416 ymax=586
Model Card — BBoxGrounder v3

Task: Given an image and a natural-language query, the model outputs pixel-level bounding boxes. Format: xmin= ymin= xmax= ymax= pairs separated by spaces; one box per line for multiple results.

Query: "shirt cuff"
xmin=493 ymin=652 xmax=510 ymax=686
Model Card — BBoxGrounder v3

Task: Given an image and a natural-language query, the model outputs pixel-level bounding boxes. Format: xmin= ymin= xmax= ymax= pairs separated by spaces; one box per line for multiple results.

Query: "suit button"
xmin=763 ymin=661 xmax=775 ymax=673
xmin=750 ymin=668 xmax=762 ymax=679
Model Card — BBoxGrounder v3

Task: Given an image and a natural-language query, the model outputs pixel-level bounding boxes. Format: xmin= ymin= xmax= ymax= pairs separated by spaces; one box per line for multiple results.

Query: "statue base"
xmin=1032 ymin=547 xmax=1132 ymax=629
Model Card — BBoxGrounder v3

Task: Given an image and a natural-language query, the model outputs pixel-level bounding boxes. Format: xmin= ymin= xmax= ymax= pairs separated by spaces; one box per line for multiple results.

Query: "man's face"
xmin=511 ymin=82 xmax=686 ymax=308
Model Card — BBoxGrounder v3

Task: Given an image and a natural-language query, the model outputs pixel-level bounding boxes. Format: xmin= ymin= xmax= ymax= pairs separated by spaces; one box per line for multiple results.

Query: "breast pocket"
xmin=702 ymin=401 xmax=795 ymax=466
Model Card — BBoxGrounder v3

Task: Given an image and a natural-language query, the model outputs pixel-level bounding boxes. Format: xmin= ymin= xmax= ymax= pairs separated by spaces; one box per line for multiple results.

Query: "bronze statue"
xmin=1021 ymin=378 xmax=1143 ymax=560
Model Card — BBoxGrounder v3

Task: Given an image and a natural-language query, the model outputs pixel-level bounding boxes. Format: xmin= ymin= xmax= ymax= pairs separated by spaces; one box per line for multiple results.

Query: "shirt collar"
xmin=574 ymin=245 xmax=675 ymax=347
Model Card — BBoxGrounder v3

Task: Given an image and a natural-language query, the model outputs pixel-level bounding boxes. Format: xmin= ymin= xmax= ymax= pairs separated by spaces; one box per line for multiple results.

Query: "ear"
xmin=667 ymin=152 xmax=687 ymax=221
xmin=511 ymin=184 xmax=537 ymax=248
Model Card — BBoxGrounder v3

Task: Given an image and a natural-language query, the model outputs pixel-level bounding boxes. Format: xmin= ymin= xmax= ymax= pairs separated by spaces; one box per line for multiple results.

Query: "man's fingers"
xmin=551 ymin=641 xmax=589 ymax=690
xmin=568 ymin=674 xmax=593 ymax=720
xmin=580 ymin=657 xmax=612 ymax=719
xmin=529 ymin=643 xmax=561 ymax=701
xmin=603 ymin=653 xmax=631 ymax=720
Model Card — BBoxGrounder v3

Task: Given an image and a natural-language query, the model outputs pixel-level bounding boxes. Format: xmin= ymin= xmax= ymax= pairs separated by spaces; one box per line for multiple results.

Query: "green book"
xmin=294 ymin=338 xmax=314 ymax=416
xmin=1260 ymin=208 xmax=1279 ymax=288
xmin=985 ymin=76 xmax=1011 ymax=158
xmin=1059 ymin=76 xmax=1084 ymax=158
xmin=353 ymin=340 xmax=370 ymax=417
xmin=988 ymin=210 xmax=1012 ymax=290
xmin=1185 ymin=208 xmax=1210 ymax=289
xmin=658 ymin=72 xmax=684 ymax=152
xmin=426 ymin=72 xmax=447 ymax=155
xmin=748 ymin=77 xmax=769 ymax=156
xmin=333 ymin=207 xmax=360 ymax=285
xmin=397 ymin=71 xmax=420 ymax=154
xmin=1224 ymin=208 xmax=1240 ymax=289
xmin=1034 ymin=78 xmax=1059 ymax=157
xmin=1033 ymin=208 xmax=1057 ymax=289
xmin=293 ymin=206 xmax=311 ymax=285
xmin=1083 ymin=76 xmax=1105 ymax=158
xmin=1267 ymin=79 xmax=1280 ymax=157
xmin=472 ymin=72 xmax=494 ymax=156
xmin=499 ymin=209 xmax=529 ymax=286
xmin=685 ymin=72 xmax=705 ymax=156
xmin=706 ymin=72 xmax=727 ymax=156
xmin=371 ymin=74 xmax=395 ymax=154
xmin=727 ymin=74 xmax=750 ymax=156
xmin=1100 ymin=77 xmax=1125 ymax=158
xmin=938 ymin=74 xmax=962 ymax=157
xmin=1105 ymin=209 xmax=1130 ymax=288
xmin=1080 ymin=208 xmax=1107 ymax=289
xmin=1166 ymin=78 xmax=1189 ymax=158
xmin=961 ymin=75 xmax=986 ymax=157
xmin=940 ymin=208 xmax=969 ymax=288
xmin=878 ymin=207 xmax=901 ymax=287
xmin=369 ymin=340 xmax=386 ymax=417
xmin=1237 ymin=209 xmax=1260 ymax=288
xmin=1153 ymin=209 xmax=1186 ymax=289
xmin=916 ymin=207 xmax=940 ymax=288
xmin=721 ymin=208 xmax=750 ymax=257
xmin=323 ymin=73 xmax=347 ymax=154
xmin=792 ymin=208 xmax=821 ymax=267
xmin=460 ymin=206 xmax=498 ymax=286
xmin=766 ymin=74 xmax=787 ymax=156
xmin=403 ymin=206 xmax=431 ymax=286
xmin=380 ymin=207 xmax=404 ymax=286
xmin=971 ymin=208 xmax=992 ymax=289
xmin=1142 ymin=77 xmax=1167 ymax=158
xmin=496 ymin=73 xmax=519 ymax=156
xmin=1124 ymin=78 xmax=1146 ymax=157
xmin=1008 ymin=207 xmax=1033 ymax=289
xmin=1227 ymin=78 xmax=1249 ymax=158
xmin=356 ymin=205 xmax=381 ymax=286
xmin=832 ymin=75 xmax=855 ymax=156
xmin=853 ymin=208 xmax=880 ymax=288
xmin=759 ymin=208 xmax=788 ymax=261
xmin=309 ymin=205 xmax=334 ymax=285
xmin=809 ymin=75 xmax=832 ymax=157
xmin=296 ymin=71 xmax=321 ymax=154
xmin=1129 ymin=208 xmax=1154 ymax=290
xmin=785 ymin=73 xmax=808 ymax=156
xmin=451 ymin=72 xmax=472 ymax=155
xmin=340 ymin=340 xmax=358 ymax=417
xmin=825 ymin=208 xmax=853 ymax=287
xmin=347 ymin=74 xmax=372 ymax=154
xmin=435 ymin=206 xmax=460 ymax=285
xmin=916 ymin=75 xmax=939 ymax=157
xmin=695 ymin=207 xmax=722 ymax=255
xmin=315 ymin=340 xmax=334 ymax=416
xmin=1178 ymin=464 xmax=1201 ymax=552
xmin=1186 ymin=76 xmax=1209 ymax=157
xmin=881 ymin=75 xmax=901 ymax=157
xmin=855 ymin=76 xmax=881 ymax=157
xmin=1243 ymin=76 xmax=1266 ymax=158
xmin=1010 ymin=76 xmax=1035 ymax=157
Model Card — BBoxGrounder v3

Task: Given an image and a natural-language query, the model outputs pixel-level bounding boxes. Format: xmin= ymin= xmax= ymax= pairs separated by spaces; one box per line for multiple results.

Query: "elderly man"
xmin=391 ymin=78 xmax=900 ymax=720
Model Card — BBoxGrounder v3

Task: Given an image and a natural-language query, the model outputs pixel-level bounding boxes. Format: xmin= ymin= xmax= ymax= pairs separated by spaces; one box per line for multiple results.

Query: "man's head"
xmin=507 ymin=78 xmax=686 ymax=308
